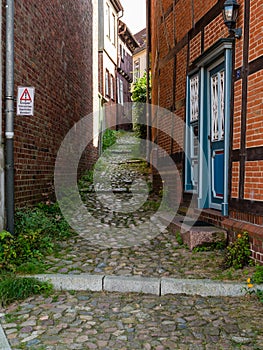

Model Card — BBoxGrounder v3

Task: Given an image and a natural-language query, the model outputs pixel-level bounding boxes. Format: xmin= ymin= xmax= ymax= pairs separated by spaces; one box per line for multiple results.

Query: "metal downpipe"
xmin=5 ymin=0 xmax=15 ymax=234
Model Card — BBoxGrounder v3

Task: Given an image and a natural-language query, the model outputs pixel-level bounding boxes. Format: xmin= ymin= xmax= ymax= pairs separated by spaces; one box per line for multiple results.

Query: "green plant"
xmin=102 ymin=129 xmax=117 ymax=151
xmin=253 ymin=265 xmax=263 ymax=284
xmin=4 ymin=313 xmax=20 ymax=323
xmin=243 ymin=277 xmax=263 ymax=304
xmin=0 ymin=203 xmax=74 ymax=272
xmin=131 ymin=73 xmax=151 ymax=140
xmin=78 ymin=168 xmax=94 ymax=187
xmin=175 ymin=231 xmax=184 ymax=246
xmin=0 ymin=230 xmax=17 ymax=270
xmin=16 ymin=260 xmax=47 ymax=274
xmin=193 ymin=241 xmax=226 ymax=252
xmin=223 ymin=231 xmax=252 ymax=269
xmin=0 ymin=276 xmax=53 ymax=306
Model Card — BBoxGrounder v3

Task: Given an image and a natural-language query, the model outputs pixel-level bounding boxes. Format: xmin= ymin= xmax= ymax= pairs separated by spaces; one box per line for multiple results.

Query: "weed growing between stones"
xmin=243 ymin=265 xmax=263 ymax=304
xmin=192 ymin=241 xmax=226 ymax=252
xmin=222 ymin=231 xmax=253 ymax=270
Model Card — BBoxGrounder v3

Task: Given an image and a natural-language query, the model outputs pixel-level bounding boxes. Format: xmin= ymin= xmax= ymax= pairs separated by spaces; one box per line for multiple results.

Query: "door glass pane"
xmin=211 ymin=70 xmax=225 ymax=142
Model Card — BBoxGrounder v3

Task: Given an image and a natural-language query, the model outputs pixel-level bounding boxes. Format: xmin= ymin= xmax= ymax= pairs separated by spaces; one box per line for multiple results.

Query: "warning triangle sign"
xmin=20 ymin=88 xmax=32 ymax=103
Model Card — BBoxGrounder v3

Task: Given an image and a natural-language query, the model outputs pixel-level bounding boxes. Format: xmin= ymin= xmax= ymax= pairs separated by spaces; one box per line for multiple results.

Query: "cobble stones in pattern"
xmin=1 ymin=291 xmax=263 ymax=349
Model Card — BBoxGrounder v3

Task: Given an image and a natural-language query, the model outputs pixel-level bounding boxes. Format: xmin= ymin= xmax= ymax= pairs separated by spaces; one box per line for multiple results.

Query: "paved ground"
xmin=44 ymin=134 xmax=255 ymax=282
xmin=1 ymin=291 xmax=263 ymax=349
xmin=1 ymin=133 xmax=262 ymax=349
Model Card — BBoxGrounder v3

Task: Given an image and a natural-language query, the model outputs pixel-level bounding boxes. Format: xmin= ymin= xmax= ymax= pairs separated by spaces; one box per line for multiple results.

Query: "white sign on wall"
xmin=17 ymin=87 xmax=35 ymax=116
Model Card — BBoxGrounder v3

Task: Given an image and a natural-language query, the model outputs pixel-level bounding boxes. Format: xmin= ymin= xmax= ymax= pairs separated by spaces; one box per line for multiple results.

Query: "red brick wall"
xmin=204 ymin=14 xmax=227 ymax=50
xmin=189 ymin=33 xmax=202 ymax=65
xmin=249 ymin=0 xmax=263 ymax=62
xmin=244 ymin=161 xmax=263 ymax=201
xmin=246 ymin=71 xmax=263 ymax=148
xmin=10 ymin=0 xmax=95 ymax=206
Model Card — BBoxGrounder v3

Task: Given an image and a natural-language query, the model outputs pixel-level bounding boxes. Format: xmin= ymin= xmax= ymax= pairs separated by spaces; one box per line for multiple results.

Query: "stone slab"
xmin=34 ymin=274 xmax=103 ymax=291
xmin=161 ymin=278 xmax=246 ymax=297
xmin=104 ymin=276 xmax=160 ymax=295
xmin=0 ymin=324 xmax=11 ymax=350
xmin=160 ymin=215 xmax=227 ymax=250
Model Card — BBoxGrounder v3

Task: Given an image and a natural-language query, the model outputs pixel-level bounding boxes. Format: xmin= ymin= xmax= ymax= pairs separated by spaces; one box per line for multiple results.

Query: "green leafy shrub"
xmin=223 ymin=231 xmax=252 ymax=269
xmin=102 ymin=129 xmax=117 ymax=151
xmin=0 ymin=276 xmax=53 ymax=306
xmin=253 ymin=265 xmax=263 ymax=284
xmin=131 ymin=73 xmax=150 ymax=140
xmin=0 ymin=231 xmax=17 ymax=271
xmin=0 ymin=229 xmax=53 ymax=271
xmin=0 ymin=203 xmax=73 ymax=272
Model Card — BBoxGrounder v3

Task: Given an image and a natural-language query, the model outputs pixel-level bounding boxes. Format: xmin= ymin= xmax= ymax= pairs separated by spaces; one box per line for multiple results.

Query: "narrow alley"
xmin=1 ymin=132 xmax=263 ymax=350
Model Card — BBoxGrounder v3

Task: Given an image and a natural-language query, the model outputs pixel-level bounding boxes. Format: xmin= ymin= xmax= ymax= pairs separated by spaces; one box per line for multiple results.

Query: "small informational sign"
xmin=17 ymin=87 xmax=35 ymax=116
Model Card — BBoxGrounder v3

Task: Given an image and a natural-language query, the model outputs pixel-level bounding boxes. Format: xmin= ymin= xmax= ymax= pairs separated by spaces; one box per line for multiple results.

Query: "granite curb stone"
xmin=34 ymin=274 xmax=103 ymax=291
xmin=0 ymin=324 xmax=11 ymax=350
xmin=104 ymin=275 xmax=160 ymax=295
xmin=32 ymin=273 xmax=263 ymax=297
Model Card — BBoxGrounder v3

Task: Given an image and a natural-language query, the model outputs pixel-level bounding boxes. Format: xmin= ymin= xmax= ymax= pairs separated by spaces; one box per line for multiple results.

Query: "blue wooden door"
xmin=209 ymin=64 xmax=225 ymax=209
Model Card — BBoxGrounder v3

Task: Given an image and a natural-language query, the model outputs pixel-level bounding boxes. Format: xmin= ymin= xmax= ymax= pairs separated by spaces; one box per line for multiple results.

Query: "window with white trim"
xmin=105 ymin=3 xmax=110 ymax=38
xmin=110 ymin=74 xmax=114 ymax=100
xmin=111 ymin=13 xmax=116 ymax=45
xmin=105 ymin=70 xmax=109 ymax=96
xmin=134 ymin=59 xmax=140 ymax=81
xmin=119 ymin=79 xmax=124 ymax=105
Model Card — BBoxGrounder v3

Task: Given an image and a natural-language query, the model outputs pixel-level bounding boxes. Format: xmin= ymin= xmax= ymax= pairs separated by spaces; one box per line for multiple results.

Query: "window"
xmin=120 ymin=44 xmax=124 ymax=60
xmin=105 ymin=70 xmax=109 ymax=96
xmin=185 ymin=73 xmax=199 ymax=192
xmin=134 ymin=59 xmax=140 ymax=81
xmin=111 ymin=13 xmax=116 ymax=45
xmin=105 ymin=3 xmax=110 ymax=38
xmin=117 ymin=78 xmax=124 ymax=105
xmin=211 ymin=70 xmax=225 ymax=142
xmin=110 ymin=74 xmax=114 ymax=100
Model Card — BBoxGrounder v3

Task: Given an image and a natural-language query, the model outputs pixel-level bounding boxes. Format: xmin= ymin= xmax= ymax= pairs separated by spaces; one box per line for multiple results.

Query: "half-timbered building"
xmin=149 ymin=0 xmax=263 ymax=263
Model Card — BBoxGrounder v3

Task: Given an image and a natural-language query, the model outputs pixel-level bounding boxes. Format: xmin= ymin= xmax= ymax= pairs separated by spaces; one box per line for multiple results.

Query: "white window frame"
xmin=105 ymin=70 xmax=109 ymax=96
xmin=134 ymin=59 xmax=140 ymax=81
xmin=110 ymin=74 xmax=114 ymax=100
xmin=105 ymin=3 xmax=110 ymax=38
xmin=111 ymin=13 xmax=116 ymax=45
xmin=119 ymin=79 xmax=124 ymax=105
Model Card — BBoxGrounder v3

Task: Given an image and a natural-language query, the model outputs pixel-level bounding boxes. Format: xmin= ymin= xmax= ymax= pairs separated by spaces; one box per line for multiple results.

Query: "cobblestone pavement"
xmin=1 ymin=291 xmax=263 ymax=349
xmin=1 ymin=132 xmax=262 ymax=349
xmin=44 ymin=133 xmax=255 ymax=282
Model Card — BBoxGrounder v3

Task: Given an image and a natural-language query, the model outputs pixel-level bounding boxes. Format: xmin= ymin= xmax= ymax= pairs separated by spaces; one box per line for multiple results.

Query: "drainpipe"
xmin=5 ymin=0 xmax=15 ymax=234
xmin=146 ymin=0 xmax=151 ymax=161
xmin=0 ymin=1 xmax=4 ymax=232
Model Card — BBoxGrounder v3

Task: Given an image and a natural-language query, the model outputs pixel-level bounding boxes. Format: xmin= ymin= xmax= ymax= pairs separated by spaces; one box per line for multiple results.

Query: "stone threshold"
xmin=33 ymin=274 xmax=263 ymax=297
